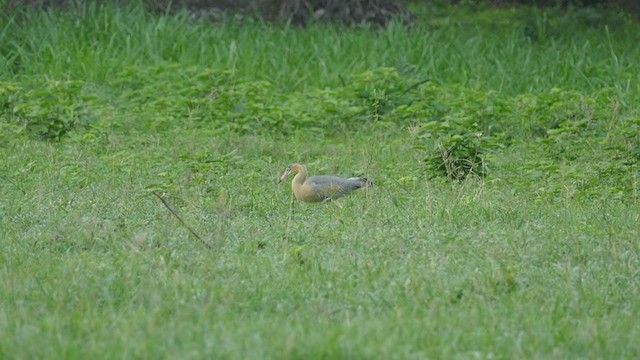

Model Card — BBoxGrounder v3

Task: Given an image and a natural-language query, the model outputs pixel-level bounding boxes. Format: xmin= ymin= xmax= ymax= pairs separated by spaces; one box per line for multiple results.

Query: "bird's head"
xmin=279 ymin=163 xmax=302 ymax=183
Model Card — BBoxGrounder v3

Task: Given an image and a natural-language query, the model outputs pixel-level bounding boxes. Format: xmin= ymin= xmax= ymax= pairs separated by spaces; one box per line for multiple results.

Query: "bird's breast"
xmin=293 ymin=181 xmax=325 ymax=203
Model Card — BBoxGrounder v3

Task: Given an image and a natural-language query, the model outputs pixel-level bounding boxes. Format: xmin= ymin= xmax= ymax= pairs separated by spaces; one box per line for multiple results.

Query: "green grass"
xmin=1 ymin=3 xmax=640 ymax=359
xmin=2 ymin=3 xmax=639 ymax=100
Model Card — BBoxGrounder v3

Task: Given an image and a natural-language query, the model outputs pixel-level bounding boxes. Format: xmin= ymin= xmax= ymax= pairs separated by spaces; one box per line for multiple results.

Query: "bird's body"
xmin=279 ymin=163 xmax=371 ymax=203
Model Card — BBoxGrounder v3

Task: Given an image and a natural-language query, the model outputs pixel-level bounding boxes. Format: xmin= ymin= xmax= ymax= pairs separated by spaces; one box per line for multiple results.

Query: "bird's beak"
xmin=279 ymin=170 xmax=291 ymax=183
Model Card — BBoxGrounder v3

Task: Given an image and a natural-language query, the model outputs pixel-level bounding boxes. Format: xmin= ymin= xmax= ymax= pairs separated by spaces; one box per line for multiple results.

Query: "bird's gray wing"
xmin=306 ymin=176 xmax=366 ymax=200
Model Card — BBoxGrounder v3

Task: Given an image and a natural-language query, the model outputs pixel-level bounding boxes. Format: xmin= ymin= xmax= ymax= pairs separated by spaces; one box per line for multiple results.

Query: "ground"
xmin=1 ymin=3 xmax=639 ymax=358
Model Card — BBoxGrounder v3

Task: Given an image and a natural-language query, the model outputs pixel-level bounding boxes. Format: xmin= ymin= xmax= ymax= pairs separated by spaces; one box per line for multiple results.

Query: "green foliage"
xmin=416 ymin=122 xmax=491 ymax=180
xmin=3 ymin=3 xmax=639 ymax=103
xmin=1 ymin=4 xmax=640 ymax=359
xmin=621 ymin=117 xmax=640 ymax=161
xmin=514 ymin=88 xmax=597 ymax=138
xmin=394 ymin=82 xmax=506 ymax=179
xmin=1 ymin=59 xmax=635 ymax=199
xmin=0 ymin=80 xmax=98 ymax=141
xmin=389 ymin=79 xmax=635 ymax=194
xmin=1 ymin=63 xmax=634 ymax=198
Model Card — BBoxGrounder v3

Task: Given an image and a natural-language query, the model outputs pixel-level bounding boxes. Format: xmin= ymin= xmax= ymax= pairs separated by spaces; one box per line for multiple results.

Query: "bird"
xmin=278 ymin=163 xmax=372 ymax=204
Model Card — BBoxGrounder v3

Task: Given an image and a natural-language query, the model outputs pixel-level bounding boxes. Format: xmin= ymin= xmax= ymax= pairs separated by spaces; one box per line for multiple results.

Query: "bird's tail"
xmin=351 ymin=177 xmax=373 ymax=189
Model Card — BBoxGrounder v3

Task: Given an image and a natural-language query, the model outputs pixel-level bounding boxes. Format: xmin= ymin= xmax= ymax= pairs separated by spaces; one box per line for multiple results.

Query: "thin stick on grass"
xmin=151 ymin=191 xmax=212 ymax=249
xmin=400 ymin=78 xmax=432 ymax=95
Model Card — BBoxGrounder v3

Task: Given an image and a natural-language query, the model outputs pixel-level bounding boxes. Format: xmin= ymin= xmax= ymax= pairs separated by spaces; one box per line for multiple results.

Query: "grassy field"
xmin=1 ymin=2 xmax=639 ymax=359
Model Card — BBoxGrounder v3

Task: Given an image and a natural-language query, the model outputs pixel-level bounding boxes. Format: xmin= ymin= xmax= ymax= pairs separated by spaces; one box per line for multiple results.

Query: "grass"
xmin=1 ymin=2 xmax=640 ymax=359
xmin=2 ymin=3 xmax=639 ymax=99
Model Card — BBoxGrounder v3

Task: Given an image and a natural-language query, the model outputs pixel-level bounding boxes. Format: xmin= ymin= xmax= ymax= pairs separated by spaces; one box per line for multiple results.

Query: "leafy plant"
xmin=0 ymin=80 xmax=94 ymax=141
xmin=415 ymin=117 xmax=494 ymax=180
xmin=394 ymin=82 xmax=507 ymax=180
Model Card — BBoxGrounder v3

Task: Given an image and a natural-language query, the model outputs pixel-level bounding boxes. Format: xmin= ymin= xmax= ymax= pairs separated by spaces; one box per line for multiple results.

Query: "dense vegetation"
xmin=1 ymin=3 xmax=639 ymax=358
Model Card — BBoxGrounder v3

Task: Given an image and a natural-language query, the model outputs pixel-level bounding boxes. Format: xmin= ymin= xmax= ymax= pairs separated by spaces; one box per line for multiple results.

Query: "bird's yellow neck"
xmin=292 ymin=166 xmax=307 ymax=187
xmin=291 ymin=165 xmax=308 ymax=199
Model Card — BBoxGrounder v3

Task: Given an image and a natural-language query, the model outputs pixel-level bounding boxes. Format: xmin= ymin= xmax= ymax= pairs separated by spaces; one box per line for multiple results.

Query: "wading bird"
xmin=279 ymin=163 xmax=372 ymax=204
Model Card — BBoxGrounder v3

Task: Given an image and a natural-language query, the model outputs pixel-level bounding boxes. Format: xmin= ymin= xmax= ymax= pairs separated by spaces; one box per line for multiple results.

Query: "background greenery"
xmin=1 ymin=2 xmax=639 ymax=358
